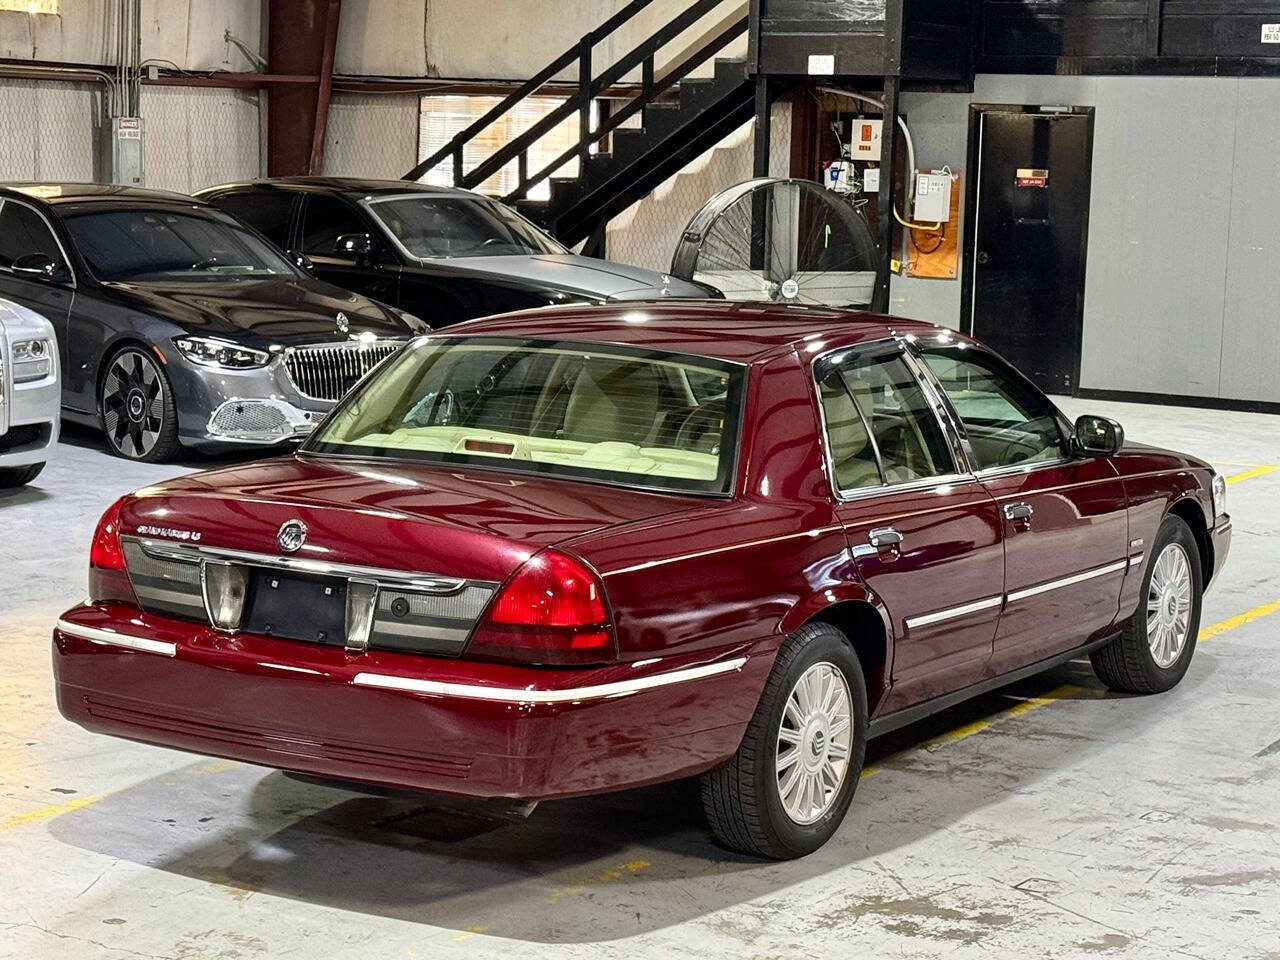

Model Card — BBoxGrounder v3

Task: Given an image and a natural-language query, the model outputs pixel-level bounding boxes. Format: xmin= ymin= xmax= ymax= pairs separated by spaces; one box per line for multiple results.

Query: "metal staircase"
xmin=403 ymin=0 xmax=750 ymax=251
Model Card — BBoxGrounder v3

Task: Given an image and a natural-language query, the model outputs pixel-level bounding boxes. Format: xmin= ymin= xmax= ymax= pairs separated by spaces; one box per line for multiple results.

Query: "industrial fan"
xmin=669 ymin=178 xmax=880 ymax=307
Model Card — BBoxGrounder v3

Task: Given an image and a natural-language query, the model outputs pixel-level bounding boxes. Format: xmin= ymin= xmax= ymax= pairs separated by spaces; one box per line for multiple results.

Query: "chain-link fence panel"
xmin=323 ymin=92 xmax=420 ymax=180
xmin=141 ymin=85 xmax=262 ymax=194
xmin=0 ymin=79 xmax=99 ymax=182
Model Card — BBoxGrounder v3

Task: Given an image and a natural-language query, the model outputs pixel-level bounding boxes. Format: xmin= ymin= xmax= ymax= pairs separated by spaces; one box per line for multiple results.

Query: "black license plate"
xmin=244 ymin=571 xmax=347 ymax=645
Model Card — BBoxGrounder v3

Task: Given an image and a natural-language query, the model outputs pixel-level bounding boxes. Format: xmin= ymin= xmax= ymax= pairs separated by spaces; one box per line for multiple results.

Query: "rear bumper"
xmin=53 ymin=603 xmax=770 ymax=800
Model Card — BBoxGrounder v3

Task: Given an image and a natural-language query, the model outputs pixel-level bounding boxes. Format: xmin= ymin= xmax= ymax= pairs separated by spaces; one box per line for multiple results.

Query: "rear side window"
xmin=212 ymin=191 xmax=295 ymax=249
xmin=819 ymin=349 xmax=954 ymax=490
xmin=0 ymin=200 xmax=65 ymax=269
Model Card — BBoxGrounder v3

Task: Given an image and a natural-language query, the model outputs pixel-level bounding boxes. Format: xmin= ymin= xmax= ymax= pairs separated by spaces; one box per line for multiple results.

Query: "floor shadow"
xmin=46 ymin=656 xmax=1186 ymax=944
xmin=0 ymin=483 xmax=51 ymax=506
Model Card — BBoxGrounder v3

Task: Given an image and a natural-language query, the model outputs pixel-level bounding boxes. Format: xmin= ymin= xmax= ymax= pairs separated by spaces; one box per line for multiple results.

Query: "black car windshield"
xmin=366 ymin=195 xmax=566 ymax=260
xmin=306 ymin=337 xmax=744 ymax=495
xmin=63 ymin=208 xmax=297 ymax=282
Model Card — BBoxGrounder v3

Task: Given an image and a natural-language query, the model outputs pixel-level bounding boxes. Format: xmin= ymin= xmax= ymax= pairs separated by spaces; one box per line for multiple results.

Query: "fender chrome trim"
xmin=56 ymin=620 xmax=177 ymax=657
xmin=1006 ymin=560 xmax=1129 ymax=604
xmin=905 ymin=595 xmax=1003 ymax=630
xmin=352 ymin=657 xmax=749 ymax=703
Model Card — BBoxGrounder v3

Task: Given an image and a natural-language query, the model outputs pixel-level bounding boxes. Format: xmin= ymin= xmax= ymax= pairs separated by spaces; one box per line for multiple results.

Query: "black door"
xmin=965 ymin=108 xmax=1094 ymax=395
xmin=297 ymin=195 xmax=401 ymax=307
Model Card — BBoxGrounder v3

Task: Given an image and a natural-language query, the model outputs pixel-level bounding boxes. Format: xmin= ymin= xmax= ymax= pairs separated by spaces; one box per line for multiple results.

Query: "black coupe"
xmin=0 ymin=184 xmax=425 ymax=461
xmin=197 ymin=178 xmax=716 ymax=327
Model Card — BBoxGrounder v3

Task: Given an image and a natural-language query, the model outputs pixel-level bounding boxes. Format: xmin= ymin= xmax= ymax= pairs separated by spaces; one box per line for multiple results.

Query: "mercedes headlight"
xmin=11 ymin=338 xmax=53 ymax=383
xmin=174 ymin=336 xmax=270 ymax=369
xmin=1212 ymin=473 xmax=1227 ymax=520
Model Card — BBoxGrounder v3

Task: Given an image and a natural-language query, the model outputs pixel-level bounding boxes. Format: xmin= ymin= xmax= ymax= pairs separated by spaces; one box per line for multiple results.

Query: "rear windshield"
xmin=305 ymin=337 xmax=745 ymax=494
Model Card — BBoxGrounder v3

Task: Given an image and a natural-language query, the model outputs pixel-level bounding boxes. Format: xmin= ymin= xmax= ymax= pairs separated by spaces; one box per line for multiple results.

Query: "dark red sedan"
xmin=53 ymin=303 xmax=1231 ymax=858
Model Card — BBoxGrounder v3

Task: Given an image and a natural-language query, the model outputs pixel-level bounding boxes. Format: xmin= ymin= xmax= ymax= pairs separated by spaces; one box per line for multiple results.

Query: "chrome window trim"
xmin=125 ymin=536 xmax=483 ymax=594
xmin=1005 ymin=559 xmax=1129 ymax=604
xmin=905 ymin=595 xmax=1003 ymax=630
xmin=810 ymin=338 xmax=978 ymax=504
xmin=0 ymin=196 xmax=78 ymax=289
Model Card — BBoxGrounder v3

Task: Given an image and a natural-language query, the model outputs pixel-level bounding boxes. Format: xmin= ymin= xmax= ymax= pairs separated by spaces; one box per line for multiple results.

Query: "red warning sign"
xmin=1016 ymin=167 xmax=1049 ymax=188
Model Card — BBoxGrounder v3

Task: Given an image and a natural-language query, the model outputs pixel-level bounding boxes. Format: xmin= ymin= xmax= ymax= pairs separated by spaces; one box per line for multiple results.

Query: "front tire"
xmin=100 ymin=346 xmax=180 ymax=462
xmin=701 ymin=622 xmax=868 ymax=859
xmin=1091 ymin=515 xmax=1203 ymax=694
xmin=0 ymin=462 xmax=44 ymax=487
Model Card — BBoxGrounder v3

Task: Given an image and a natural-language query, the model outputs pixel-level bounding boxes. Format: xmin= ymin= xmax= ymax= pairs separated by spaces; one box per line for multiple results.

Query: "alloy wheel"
xmin=103 ymin=350 xmax=165 ymax=459
xmin=1147 ymin=541 xmax=1193 ymax=669
xmin=775 ymin=661 xmax=853 ymax=825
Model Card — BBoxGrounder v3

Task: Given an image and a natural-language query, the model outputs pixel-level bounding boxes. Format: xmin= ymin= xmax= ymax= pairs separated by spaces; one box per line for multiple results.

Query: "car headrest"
xmin=563 ymin=359 xmax=661 ymax=445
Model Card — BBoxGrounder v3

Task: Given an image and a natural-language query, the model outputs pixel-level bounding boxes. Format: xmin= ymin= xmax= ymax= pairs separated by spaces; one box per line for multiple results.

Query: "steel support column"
xmin=267 ymin=0 xmax=342 ymax=177
xmin=873 ymin=0 xmax=905 ymax=314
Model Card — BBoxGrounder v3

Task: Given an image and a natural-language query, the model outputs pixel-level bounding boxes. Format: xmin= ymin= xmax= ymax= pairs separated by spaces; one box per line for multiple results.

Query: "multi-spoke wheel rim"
xmin=102 ymin=351 xmax=164 ymax=459
xmin=1147 ymin=542 xmax=1193 ymax=669
xmin=776 ymin=662 xmax=853 ymax=825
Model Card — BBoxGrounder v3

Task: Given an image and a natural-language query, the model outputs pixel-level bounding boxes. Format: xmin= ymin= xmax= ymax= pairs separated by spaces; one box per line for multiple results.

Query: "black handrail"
xmin=404 ymin=0 xmax=747 ymax=201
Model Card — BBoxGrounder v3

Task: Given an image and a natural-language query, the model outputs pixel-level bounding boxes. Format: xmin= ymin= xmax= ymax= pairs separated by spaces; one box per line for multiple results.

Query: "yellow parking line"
xmin=1200 ymin=599 xmax=1280 ymax=641
xmin=1225 ymin=465 xmax=1278 ymax=485
xmin=879 ymin=598 xmax=1280 ymax=762
xmin=0 ymin=795 xmax=99 ymax=833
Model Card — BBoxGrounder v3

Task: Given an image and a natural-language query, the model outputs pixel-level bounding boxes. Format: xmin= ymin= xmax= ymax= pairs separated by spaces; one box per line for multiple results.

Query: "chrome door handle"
xmin=1004 ymin=502 xmax=1034 ymax=522
xmin=868 ymin=527 xmax=904 ymax=549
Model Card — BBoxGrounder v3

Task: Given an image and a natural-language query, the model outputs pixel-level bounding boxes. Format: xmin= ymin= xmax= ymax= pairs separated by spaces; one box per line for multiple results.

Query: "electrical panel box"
xmin=850 ymin=119 xmax=883 ymax=161
xmin=914 ymin=171 xmax=953 ymax=223
xmin=102 ymin=117 xmax=144 ymax=186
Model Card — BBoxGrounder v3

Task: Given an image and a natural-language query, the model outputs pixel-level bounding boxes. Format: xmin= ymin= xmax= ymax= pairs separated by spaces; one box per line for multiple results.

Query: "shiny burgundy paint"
xmin=52 ymin=303 xmax=1230 ymax=801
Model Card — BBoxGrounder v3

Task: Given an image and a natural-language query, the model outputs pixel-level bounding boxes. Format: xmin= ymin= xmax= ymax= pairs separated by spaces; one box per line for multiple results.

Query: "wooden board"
xmin=906 ymin=170 xmax=961 ymax=280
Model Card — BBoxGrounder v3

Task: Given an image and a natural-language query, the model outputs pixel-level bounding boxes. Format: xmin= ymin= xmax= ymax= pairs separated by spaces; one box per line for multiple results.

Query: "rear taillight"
xmin=466 ymin=549 xmax=615 ymax=666
xmin=88 ymin=496 xmax=137 ymax=605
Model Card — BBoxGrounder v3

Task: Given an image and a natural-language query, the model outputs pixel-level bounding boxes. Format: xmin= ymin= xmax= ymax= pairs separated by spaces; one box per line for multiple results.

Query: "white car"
xmin=0 ymin=297 xmax=59 ymax=487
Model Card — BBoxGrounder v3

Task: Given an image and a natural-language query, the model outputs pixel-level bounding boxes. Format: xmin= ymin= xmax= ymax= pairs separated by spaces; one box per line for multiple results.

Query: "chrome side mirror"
xmin=12 ymin=253 xmax=61 ymax=282
xmin=287 ymin=249 xmax=315 ymax=274
xmin=334 ymin=233 xmax=374 ymax=265
xmin=1075 ymin=415 xmax=1124 ymax=457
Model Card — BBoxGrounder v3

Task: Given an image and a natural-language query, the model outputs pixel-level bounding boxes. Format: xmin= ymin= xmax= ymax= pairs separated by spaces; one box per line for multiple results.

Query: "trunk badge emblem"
xmin=335 ymin=311 xmax=350 ymax=334
xmin=277 ymin=519 xmax=308 ymax=553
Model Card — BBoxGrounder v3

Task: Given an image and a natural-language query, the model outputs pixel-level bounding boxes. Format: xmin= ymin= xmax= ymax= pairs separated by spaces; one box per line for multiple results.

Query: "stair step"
xmin=641 ymin=103 xmax=687 ymax=139
xmin=610 ymin=127 xmax=656 ymax=158
xmin=713 ymin=57 xmax=748 ymax=83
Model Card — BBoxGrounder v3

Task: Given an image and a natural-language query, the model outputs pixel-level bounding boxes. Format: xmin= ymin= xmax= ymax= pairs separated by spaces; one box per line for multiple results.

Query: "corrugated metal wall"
xmin=0 ymin=79 xmax=99 ymax=181
xmin=892 ymin=74 xmax=1280 ymax=405
xmin=322 ymin=92 xmax=422 ymax=179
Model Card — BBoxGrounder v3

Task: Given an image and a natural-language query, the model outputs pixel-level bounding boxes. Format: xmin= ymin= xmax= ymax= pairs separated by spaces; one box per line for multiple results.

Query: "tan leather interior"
xmin=563 ymin=359 xmax=661 ymax=445
xmin=821 ymin=376 xmax=882 ymax=489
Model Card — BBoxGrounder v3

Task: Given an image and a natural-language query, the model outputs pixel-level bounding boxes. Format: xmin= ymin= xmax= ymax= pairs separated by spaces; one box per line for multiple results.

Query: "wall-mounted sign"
xmin=1263 ymin=24 xmax=1280 ymax=43
xmin=807 ymin=54 xmax=835 ymax=75
xmin=1016 ymin=167 xmax=1049 ymax=188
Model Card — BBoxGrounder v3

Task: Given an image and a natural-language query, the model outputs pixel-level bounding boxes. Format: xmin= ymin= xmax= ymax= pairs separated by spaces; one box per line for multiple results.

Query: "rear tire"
xmin=0 ymin=462 xmax=44 ymax=487
xmin=1091 ymin=515 xmax=1202 ymax=694
xmin=100 ymin=346 xmax=180 ymax=462
xmin=701 ymin=622 xmax=868 ymax=859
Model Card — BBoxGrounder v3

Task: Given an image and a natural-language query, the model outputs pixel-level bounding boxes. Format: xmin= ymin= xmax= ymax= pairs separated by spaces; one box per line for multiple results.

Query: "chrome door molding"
xmin=1005 ymin=559 xmax=1129 ymax=604
xmin=905 ymin=595 xmax=1003 ymax=630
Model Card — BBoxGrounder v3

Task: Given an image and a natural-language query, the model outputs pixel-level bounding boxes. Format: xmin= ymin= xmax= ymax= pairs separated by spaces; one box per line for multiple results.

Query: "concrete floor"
xmin=2 ymin=400 xmax=1278 ymax=960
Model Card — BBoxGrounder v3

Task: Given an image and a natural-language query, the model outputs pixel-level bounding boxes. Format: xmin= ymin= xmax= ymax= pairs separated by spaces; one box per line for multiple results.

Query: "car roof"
xmin=200 ymin=177 xmax=477 ymax=199
xmin=0 ymin=183 xmax=206 ymax=208
xmin=442 ymin=301 xmax=961 ymax=365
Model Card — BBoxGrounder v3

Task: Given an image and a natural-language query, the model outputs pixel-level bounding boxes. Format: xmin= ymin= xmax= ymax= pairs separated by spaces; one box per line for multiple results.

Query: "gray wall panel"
xmin=1218 ymin=80 xmax=1280 ymax=404
xmin=1080 ymin=77 xmax=1235 ymax=399
xmin=892 ymin=73 xmax=1280 ymax=404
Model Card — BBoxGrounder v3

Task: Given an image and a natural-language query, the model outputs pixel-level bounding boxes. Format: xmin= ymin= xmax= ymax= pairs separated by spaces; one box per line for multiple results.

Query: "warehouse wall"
xmin=0 ymin=0 xmax=262 ymax=70
xmin=891 ymin=74 xmax=1280 ymax=405
xmin=336 ymin=0 xmax=745 ymax=80
xmin=322 ymin=92 xmax=420 ymax=179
